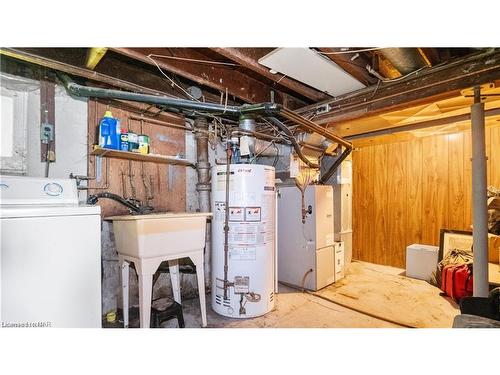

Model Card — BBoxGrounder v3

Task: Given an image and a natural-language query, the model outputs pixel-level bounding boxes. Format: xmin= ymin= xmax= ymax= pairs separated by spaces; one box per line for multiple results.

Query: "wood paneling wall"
xmin=87 ymin=100 xmax=187 ymax=217
xmin=353 ymin=124 xmax=500 ymax=268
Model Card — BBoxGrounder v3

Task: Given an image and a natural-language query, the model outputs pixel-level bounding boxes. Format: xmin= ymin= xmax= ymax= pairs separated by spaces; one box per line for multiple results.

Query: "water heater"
xmin=211 ymin=164 xmax=276 ymax=318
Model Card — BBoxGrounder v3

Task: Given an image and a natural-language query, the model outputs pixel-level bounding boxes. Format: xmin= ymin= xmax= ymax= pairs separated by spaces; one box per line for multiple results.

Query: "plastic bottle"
xmin=98 ymin=110 xmax=121 ymax=149
xmin=120 ymin=128 xmax=129 ymax=151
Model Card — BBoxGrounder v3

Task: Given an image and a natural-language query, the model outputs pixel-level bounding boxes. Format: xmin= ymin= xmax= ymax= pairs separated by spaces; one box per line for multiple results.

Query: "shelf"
xmin=91 ymin=146 xmax=195 ymax=167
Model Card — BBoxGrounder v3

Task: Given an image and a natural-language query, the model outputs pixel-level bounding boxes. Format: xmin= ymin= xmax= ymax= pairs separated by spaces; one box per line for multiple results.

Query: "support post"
xmin=471 ymin=86 xmax=489 ymax=297
xmin=194 ymin=117 xmax=212 ymax=287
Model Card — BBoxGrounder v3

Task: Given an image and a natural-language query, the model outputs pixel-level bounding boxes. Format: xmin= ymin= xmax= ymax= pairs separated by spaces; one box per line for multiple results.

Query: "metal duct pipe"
xmin=471 ymin=86 xmax=489 ymax=297
xmin=380 ymin=48 xmax=427 ymax=75
xmin=267 ymin=117 xmax=319 ymax=169
xmin=238 ymin=116 xmax=256 ymax=155
xmin=194 ymin=117 xmax=212 ymax=286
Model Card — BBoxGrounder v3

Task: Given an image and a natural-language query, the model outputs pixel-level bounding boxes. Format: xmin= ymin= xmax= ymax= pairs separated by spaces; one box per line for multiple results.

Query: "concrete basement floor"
xmin=112 ymin=261 xmax=460 ymax=329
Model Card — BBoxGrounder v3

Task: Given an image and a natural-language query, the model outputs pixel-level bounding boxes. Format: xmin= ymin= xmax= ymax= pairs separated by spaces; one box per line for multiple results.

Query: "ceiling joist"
xmin=316 ymin=48 xmax=378 ymax=86
xmin=111 ymin=47 xmax=307 ymax=107
xmin=210 ymin=47 xmax=330 ymax=102
xmin=297 ymin=49 xmax=500 ymax=125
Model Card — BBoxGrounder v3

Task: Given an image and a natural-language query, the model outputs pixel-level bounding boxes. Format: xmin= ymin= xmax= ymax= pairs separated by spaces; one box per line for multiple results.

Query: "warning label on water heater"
xmin=245 ymin=207 xmax=261 ymax=222
xmin=229 ymin=207 xmax=244 ymax=222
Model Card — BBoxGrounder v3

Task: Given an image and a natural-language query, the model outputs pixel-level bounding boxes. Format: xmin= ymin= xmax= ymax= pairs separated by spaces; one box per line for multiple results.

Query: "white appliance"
xmin=334 ymin=241 xmax=345 ymax=281
xmin=0 ymin=175 xmax=101 ymax=328
xmin=406 ymin=244 xmax=439 ymax=282
xmin=277 ymin=185 xmax=335 ymax=291
xmin=333 ymin=158 xmax=353 ymax=266
xmin=211 ymin=164 xmax=276 ymax=318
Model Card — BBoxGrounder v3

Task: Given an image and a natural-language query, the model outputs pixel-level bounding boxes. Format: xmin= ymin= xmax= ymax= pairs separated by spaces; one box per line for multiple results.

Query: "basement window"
xmin=1 ymin=85 xmax=28 ymax=175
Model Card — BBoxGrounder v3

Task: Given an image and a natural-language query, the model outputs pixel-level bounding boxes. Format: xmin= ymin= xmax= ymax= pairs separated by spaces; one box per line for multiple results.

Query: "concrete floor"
xmin=111 ymin=260 xmax=460 ymax=329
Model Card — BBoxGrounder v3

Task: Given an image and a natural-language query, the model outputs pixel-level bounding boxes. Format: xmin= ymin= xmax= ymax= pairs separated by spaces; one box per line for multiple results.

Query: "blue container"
xmin=120 ymin=130 xmax=129 ymax=151
xmin=98 ymin=111 xmax=121 ymax=150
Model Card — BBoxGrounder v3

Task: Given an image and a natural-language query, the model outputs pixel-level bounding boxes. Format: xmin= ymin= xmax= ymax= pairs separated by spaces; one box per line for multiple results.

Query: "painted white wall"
xmin=26 ymin=85 xmax=88 ymax=179
xmin=1 ymin=73 xmax=88 ymax=179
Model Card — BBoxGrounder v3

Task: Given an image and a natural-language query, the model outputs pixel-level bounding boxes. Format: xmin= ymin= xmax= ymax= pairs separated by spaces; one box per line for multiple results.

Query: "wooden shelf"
xmin=91 ymin=146 xmax=195 ymax=167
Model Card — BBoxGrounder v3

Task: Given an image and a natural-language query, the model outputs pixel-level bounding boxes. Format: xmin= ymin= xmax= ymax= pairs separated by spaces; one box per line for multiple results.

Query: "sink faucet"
xmin=87 ymin=192 xmax=154 ymax=215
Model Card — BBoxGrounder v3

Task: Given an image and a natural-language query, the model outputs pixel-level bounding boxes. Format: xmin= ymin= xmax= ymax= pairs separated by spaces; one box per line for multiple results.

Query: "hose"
xmin=87 ymin=192 xmax=153 ymax=214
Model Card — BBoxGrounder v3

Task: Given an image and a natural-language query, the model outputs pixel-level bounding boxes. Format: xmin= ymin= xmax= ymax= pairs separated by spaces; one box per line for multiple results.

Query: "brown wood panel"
xmin=386 ymin=142 xmax=408 ymax=268
xmin=373 ymin=144 xmax=389 ymax=265
xmin=448 ymin=133 xmax=465 ymax=231
xmin=352 ymin=147 xmax=374 ymax=263
xmin=491 ymin=125 xmax=500 ymax=188
xmin=406 ymin=139 xmax=423 ymax=245
xmin=87 ymin=100 xmax=186 ymax=218
xmin=422 ymin=135 xmax=449 ymax=245
xmin=353 ymin=123 xmax=500 ymax=267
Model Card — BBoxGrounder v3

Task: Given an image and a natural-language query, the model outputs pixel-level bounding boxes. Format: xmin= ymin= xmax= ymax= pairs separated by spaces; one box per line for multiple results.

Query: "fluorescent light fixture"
xmin=258 ymin=48 xmax=365 ymax=97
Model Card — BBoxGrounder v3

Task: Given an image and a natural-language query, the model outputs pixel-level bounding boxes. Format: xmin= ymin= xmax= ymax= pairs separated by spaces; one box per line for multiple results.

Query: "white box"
xmin=406 ymin=244 xmax=439 ymax=281
xmin=334 ymin=241 xmax=345 ymax=281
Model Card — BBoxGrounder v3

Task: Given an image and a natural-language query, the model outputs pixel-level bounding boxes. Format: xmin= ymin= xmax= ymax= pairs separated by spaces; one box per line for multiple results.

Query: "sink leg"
xmin=120 ymin=258 xmax=130 ymax=328
xmin=191 ymin=251 xmax=207 ymax=327
xmin=168 ymin=259 xmax=181 ymax=304
xmin=138 ymin=273 xmax=153 ymax=328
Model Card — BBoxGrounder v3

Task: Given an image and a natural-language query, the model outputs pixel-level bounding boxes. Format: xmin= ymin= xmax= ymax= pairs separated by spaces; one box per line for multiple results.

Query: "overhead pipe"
xmin=471 ymin=86 xmax=489 ymax=297
xmin=319 ymin=147 xmax=352 ymax=184
xmin=57 ymin=73 xmax=241 ymax=116
xmin=379 ymin=48 xmax=427 ymax=75
xmin=57 ymin=73 xmax=351 ymax=149
xmin=58 ymin=73 xmax=352 ymax=182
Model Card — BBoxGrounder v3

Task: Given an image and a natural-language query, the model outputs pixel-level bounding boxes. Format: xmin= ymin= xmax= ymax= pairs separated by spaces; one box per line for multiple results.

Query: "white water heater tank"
xmin=211 ymin=164 xmax=276 ymax=318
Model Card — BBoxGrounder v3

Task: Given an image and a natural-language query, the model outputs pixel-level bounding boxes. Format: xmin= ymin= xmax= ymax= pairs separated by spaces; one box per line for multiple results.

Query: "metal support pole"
xmin=194 ymin=117 xmax=212 ymax=286
xmin=471 ymin=86 xmax=489 ymax=297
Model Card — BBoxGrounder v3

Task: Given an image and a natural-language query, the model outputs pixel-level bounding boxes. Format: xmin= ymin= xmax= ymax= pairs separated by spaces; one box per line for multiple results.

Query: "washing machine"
xmin=0 ymin=175 xmax=102 ymax=328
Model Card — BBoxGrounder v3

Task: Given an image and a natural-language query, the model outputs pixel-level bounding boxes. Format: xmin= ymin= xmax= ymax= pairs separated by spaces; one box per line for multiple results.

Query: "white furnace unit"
xmin=0 ymin=175 xmax=101 ymax=328
xmin=277 ymin=185 xmax=336 ymax=291
xmin=211 ymin=164 xmax=276 ymax=318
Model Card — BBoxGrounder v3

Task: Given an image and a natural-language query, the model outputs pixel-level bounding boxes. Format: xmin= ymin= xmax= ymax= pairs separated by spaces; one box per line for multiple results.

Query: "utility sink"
xmin=106 ymin=212 xmax=212 ymax=258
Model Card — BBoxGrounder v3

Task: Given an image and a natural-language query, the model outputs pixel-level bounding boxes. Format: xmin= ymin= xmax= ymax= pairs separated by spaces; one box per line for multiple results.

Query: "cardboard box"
xmin=406 ymin=244 xmax=439 ymax=281
xmin=488 ymin=233 xmax=500 ymax=264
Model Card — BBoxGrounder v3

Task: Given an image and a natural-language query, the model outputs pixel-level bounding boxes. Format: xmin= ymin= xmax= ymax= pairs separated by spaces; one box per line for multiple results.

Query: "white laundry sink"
xmin=106 ymin=212 xmax=212 ymax=258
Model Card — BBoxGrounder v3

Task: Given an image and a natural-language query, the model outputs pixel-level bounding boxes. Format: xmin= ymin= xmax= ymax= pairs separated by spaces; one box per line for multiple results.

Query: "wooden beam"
xmin=210 ymin=47 xmax=329 ymax=102
xmin=86 ymin=47 xmax=108 ymax=70
xmin=316 ymin=48 xmax=378 ymax=86
xmin=111 ymin=47 xmax=304 ymax=106
xmin=0 ymin=47 xmax=175 ymax=97
xmin=418 ymin=48 xmax=442 ymax=67
xmin=297 ymin=49 xmax=500 ymax=125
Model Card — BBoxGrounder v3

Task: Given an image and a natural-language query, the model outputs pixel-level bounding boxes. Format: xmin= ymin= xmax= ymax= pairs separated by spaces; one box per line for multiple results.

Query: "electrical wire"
xmin=365 ymin=65 xmax=427 ymax=82
xmin=146 ymin=54 xmax=199 ymax=101
xmin=148 ymin=53 xmax=240 ymax=67
xmin=317 ymin=47 xmax=385 ymax=55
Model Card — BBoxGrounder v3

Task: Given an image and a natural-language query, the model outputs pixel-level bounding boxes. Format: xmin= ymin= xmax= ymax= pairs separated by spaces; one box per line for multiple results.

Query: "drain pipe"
xmin=471 ymin=86 xmax=489 ymax=297
xmin=194 ymin=117 xmax=212 ymax=286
